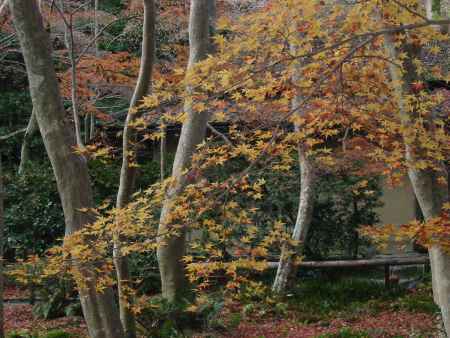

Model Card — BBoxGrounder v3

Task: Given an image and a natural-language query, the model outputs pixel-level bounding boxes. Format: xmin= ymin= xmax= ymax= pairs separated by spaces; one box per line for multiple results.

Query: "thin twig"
xmin=0 ymin=128 xmax=26 ymax=141
xmin=76 ymin=15 xmax=140 ymax=64
xmin=390 ymin=0 xmax=429 ymax=22
xmin=207 ymin=122 xmax=233 ymax=147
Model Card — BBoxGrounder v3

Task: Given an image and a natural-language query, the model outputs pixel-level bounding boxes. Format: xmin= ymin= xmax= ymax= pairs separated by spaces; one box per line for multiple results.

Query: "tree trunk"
xmin=425 ymin=0 xmax=433 ymax=19
xmin=94 ymin=0 xmax=100 ymax=56
xmin=160 ymin=123 xmax=166 ymax=182
xmin=90 ymin=111 xmax=95 ymax=140
xmin=115 ymin=1 xmax=155 ymax=336
xmin=84 ymin=113 xmax=89 ymax=145
xmin=157 ymin=0 xmax=212 ymax=302
xmin=384 ymin=31 xmax=450 ymax=337
xmin=0 ymin=0 xmax=7 ymax=16
xmin=272 ymin=140 xmax=315 ymax=293
xmin=272 ymin=35 xmax=316 ymax=293
xmin=18 ymin=109 xmax=38 ymax=175
xmin=9 ymin=1 xmax=124 ymax=337
xmin=68 ymin=20 xmax=84 ymax=148
xmin=441 ymin=1 xmax=450 ymax=51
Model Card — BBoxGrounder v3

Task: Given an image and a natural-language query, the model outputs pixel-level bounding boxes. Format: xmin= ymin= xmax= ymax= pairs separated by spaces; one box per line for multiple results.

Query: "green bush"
xmin=306 ymin=172 xmax=382 ymax=259
xmin=137 ymin=295 xmax=224 ymax=337
xmin=89 ymin=157 xmax=163 ymax=202
xmin=0 ymin=91 xmax=34 ymax=165
xmin=4 ymin=163 xmax=64 ymax=258
xmin=201 ymin=155 xmax=382 ymax=261
xmin=99 ymin=0 xmax=124 ymax=15
xmin=4 ymin=156 xmax=163 ymax=259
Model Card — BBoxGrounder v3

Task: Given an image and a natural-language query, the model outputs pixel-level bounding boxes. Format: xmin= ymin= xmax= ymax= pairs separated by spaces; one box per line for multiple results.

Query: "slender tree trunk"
xmin=441 ymin=1 xmax=449 ymax=48
xmin=18 ymin=109 xmax=38 ymax=175
xmin=425 ymin=0 xmax=433 ymax=19
xmin=115 ymin=1 xmax=155 ymax=336
xmin=84 ymin=113 xmax=89 ymax=145
xmin=67 ymin=19 xmax=84 ymax=148
xmin=160 ymin=124 xmax=166 ymax=182
xmin=59 ymin=0 xmax=70 ymax=49
xmin=0 ymin=0 xmax=8 ymax=16
xmin=94 ymin=0 xmax=100 ymax=56
xmin=384 ymin=31 xmax=450 ymax=337
xmin=0 ymin=155 xmax=4 ymax=338
xmin=272 ymin=37 xmax=316 ymax=293
xmin=9 ymin=1 xmax=124 ymax=336
xmin=157 ymin=0 xmax=212 ymax=302
xmin=90 ymin=111 xmax=95 ymax=140
xmin=272 ymin=150 xmax=315 ymax=293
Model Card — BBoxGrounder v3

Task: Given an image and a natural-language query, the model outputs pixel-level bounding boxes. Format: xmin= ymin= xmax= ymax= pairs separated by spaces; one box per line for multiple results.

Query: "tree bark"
xmin=272 ymin=127 xmax=315 ymax=293
xmin=272 ymin=34 xmax=316 ymax=293
xmin=157 ymin=0 xmax=213 ymax=302
xmin=94 ymin=0 xmax=100 ymax=56
xmin=114 ymin=1 xmax=155 ymax=336
xmin=18 ymin=109 xmax=39 ymax=175
xmin=160 ymin=123 xmax=166 ymax=182
xmin=0 ymin=0 xmax=7 ymax=16
xmin=384 ymin=30 xmax=450 ymax=337
xmin=424 ymin=0 xmax=433 ymax=19
xmin=68 ymin=19 xmax=84 ymax=148
xmin=9 ymin=1 xmax=124 ymax=337
xmin=157 ymin=0 xmax=212 ymax=302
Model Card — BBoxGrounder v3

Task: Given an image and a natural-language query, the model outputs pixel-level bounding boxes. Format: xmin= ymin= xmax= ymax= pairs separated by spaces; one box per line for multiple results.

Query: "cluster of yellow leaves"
xmin=361 ymin=203 xmax=450 ymax=254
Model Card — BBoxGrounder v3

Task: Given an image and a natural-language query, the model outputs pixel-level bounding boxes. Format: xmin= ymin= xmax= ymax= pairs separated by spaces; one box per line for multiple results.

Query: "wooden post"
xmin=384 ymin=264 xmax=391 ymax=288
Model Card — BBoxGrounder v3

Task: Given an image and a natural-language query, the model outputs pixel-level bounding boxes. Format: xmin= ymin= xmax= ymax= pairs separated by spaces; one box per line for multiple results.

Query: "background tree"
xmin=8 ymin=0 xmax=124 ymax=336
xmin=115 ymin=0 xmax=156 ymax=336
xmin=273 ymin=30 xmax=316 ymax=294
xmin=384 ymin=27 xmax=450 ymax=337
xmin=157 ymin=0 xmax=213 ymax=302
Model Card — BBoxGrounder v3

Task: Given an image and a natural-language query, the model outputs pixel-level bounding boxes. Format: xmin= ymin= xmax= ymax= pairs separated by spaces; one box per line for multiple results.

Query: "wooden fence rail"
xmin=265 ymin=255 xmax=430 ymax=288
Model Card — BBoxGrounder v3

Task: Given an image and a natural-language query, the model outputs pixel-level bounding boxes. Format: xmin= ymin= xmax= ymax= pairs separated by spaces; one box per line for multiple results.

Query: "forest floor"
xmin=4 ymin=276 xmax=440 ymax=337
xmin=4 ymin=286 xmax=87 ymax=336
xmin=211 ymin=310 xmax=438 ymax=337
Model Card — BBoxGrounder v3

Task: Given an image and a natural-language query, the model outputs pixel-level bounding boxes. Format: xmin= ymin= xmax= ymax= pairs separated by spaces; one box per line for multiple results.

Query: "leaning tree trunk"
xmin=0 ymin=0 xmax=7 ymax=16
xmin=272 ymin=147 xmax=315 ymax=293
xmin=18 ymin=109 xmax=38 ymax=175
xmin=157 ymin=0 xmax=212 ymax=302
xmin=115 ymin=1 xmax=155 ymax=336
xmin=9 ymin=1 xmax=124 ymax=337
xmin=384 ymin=31 xmax=450 ymax=337
xmin=272 ymin=46 xmax=315 ymax=292
xmin=442 ymin=0 xmax=450 ymax=32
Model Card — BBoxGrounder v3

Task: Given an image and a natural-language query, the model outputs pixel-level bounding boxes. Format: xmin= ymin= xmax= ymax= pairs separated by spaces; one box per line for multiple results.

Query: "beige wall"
xmin=377 ymin=178 xmax=418 ymax=254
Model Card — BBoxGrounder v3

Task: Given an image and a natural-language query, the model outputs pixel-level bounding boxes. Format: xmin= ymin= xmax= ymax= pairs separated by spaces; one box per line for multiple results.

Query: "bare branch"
xmin=0 ymin=128 xmax=26 ymax=141
xmin=391 ymin=0 xmax=429 ymax=21
xmin=76 ymin=15 xmax=140 ymax=64
xmin=207 ymin=122 xmax=234 ymax=147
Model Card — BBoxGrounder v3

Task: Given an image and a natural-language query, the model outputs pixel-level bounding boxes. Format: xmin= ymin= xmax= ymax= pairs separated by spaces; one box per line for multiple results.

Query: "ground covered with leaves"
xmin=4 ymin=275 xmax=441 ymax=338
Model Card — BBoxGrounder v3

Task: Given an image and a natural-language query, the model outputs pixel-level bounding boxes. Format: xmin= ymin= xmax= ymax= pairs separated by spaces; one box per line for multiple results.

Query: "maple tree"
xmin=3 ymin=0 xmax=450 ymax=336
